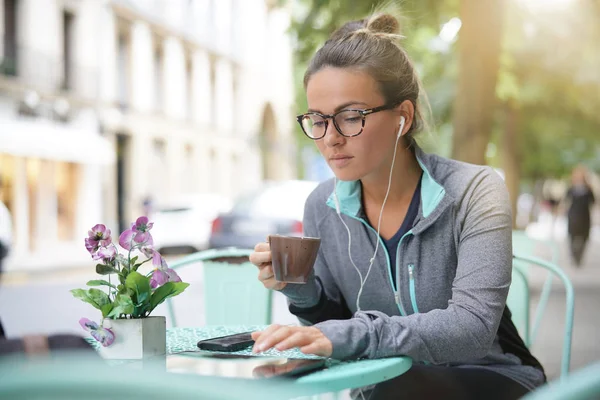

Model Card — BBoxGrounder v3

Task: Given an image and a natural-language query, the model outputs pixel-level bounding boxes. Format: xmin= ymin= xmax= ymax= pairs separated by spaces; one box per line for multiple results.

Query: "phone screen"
xmin=166 ymin=353 xmax=326 ymax=379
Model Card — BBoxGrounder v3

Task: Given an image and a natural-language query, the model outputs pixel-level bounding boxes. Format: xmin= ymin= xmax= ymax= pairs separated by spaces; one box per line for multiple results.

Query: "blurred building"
xmin=0 ymin=0 xmax=296 ymax=270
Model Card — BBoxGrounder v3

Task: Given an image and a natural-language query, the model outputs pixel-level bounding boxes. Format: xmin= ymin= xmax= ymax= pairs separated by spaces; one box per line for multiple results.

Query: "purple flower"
xmin=85 ymin=224 xmax=112 ymax=257
xmin=140 ymin=246 xmax=155 ymax=259
xmin=119 ymin=217 xmax=154 ymax=250
xmin=118 ymin=228 xmax=135 ymax=250
xmin=88 ymin=224 xmax=111 ymax=246
xmin=150 ymin=269 xmax=169 ymax=289
xmin=131 ymin=216 xmax=154 ymax=245
xmin=79 ymin=317 xmax=115 ymax=347
xmin=95 ymin=246 xmax=117 ymax=262
xmin=85 ymin=237 xmax=99 ymax=255
xmin=149 ymin=254 xmax=181 ymax=289
xmin=150 ymin=267 xmax=181 ymax=289
xmin=151 ymin=250 xmax=168 ymax=269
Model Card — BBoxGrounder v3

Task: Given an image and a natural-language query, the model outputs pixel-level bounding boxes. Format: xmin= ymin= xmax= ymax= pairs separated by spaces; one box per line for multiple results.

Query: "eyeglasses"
xmin=296 ymin=103 xmax=397 ymax=140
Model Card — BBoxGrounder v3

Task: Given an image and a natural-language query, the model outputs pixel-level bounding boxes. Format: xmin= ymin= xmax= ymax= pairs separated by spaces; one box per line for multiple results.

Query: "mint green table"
xmin=91 ymin=325 xmax=412 ymax=396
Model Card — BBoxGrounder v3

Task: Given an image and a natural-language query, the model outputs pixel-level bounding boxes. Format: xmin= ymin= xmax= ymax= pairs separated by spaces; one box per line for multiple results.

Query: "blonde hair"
xmin=304 ymin=12 xmax=430 ymax=145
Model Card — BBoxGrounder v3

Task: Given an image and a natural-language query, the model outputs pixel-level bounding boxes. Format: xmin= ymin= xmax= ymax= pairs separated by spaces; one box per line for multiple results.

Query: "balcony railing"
xmin=0 ymin=42 xmax=99 ymax=101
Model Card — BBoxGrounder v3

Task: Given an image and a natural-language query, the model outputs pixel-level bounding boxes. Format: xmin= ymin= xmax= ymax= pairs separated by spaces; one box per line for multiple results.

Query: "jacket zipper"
xmin=408 ymin=264 xmax=420 ymax=314
xmin=393 ymin=231 xmax=414 ymax=315
xmin=343 ymin=214 xmax=407 ymax=316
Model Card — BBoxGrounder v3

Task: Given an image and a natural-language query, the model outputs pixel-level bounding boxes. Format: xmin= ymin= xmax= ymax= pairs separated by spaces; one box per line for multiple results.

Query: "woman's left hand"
xmin=251 ymin=324 xmax=333 ymax=357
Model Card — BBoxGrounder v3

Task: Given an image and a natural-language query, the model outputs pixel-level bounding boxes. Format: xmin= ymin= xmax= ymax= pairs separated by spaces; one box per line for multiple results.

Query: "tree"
xmin=451 ymin=0 xmax=505 ymax=165
xmin=496 ymin=0 xmax=600 ymax=226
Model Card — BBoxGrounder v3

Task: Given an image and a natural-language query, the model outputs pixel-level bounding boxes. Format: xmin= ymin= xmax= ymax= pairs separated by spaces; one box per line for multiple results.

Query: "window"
xmin=2 ymin=0 xmax=19 ymax=76
xmin=62 ymin=10 xmax=75 ymax=91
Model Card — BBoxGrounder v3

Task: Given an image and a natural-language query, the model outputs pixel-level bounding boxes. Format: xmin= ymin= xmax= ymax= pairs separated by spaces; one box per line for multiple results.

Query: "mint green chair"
xmin=522 ymin=360 xmax=600 ymax=400
xmin=510 ymin=254 xmax=574 ymax=379
xmin=166 ymin=248 xmax=272 ymax=327
xmin=509 ymin=230 xmax=560 ymax=347
xmin=0 ymin=352 xmax=308 ymax=399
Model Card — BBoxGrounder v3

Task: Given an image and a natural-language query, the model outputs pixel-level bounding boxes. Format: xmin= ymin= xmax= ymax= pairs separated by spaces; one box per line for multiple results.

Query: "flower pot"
xmin=99 ymin=316 xmax=166 ymax=360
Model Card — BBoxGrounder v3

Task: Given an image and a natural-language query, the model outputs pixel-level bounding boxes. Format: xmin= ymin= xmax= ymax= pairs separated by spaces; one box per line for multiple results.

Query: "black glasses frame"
xmin=296 ymin=103 xmax=398 ymax=140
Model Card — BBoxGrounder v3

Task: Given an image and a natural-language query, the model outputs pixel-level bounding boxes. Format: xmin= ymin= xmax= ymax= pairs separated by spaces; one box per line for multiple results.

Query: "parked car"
xmin=151 ymin=193 xmax=233 ymax=254
xmin=209 ymin=180 xmax=320 ymax=250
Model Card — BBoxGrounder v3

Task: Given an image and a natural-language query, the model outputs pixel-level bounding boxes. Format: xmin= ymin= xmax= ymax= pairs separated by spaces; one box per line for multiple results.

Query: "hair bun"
xmin=367 ymin=14 xmax=400 ymax=35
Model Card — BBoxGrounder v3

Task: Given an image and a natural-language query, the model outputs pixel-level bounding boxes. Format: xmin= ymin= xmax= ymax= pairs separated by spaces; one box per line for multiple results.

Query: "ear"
xmin=394 ymin=100 xmax=415 ymax=136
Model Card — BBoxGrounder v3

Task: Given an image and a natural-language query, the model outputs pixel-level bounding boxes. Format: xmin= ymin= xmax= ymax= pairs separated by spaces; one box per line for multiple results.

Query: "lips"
xmin=329 ymin=154 xmax=352 ymax=161
xmin=329 ymin=154 xmax=353 ymax=168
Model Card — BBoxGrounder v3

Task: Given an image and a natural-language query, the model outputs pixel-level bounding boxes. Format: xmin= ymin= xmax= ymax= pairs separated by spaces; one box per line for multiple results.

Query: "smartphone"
xmin=196 ymin=332 xmax=255 ymax=352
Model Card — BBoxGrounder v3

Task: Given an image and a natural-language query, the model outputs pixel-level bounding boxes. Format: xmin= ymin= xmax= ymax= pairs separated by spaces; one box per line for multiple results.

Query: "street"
xmin=0 ymin=234 xmax=599 ymax=381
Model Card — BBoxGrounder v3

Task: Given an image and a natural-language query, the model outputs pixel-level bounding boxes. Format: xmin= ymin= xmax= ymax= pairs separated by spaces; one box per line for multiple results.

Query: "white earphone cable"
xmin=335 ymin=118 xmax=405 ymax=312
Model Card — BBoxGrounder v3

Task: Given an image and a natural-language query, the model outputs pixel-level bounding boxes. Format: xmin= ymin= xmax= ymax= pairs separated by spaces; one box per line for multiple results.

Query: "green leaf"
xmin=130 ymin=256 xmax=138 ymax=266
xmin=86 ymin=280 xmax=117 ymax=290
xmin=125 ymin=271 xmax=151 ymax=306
xmin=107 ymin=294 xmax=134 ymax=318
xmin=149 ymin=282 xmax=190 ymax=313
xmin=88 ymin=288 xmax=111 ymax=308
xmin=96 ymin=264 xmax=119 ymax=275
xmin=70 ymin=288 xmax=111 ymax=311
xmin=133 ymin=305 xmax=147 ymax=318
xmin=121 ymin=268 xmax=130 ymax=281
xmin=101 ymin=303 xmax=114 ymax=318
xmin=71 ymin=289 xmax=99 ymax=309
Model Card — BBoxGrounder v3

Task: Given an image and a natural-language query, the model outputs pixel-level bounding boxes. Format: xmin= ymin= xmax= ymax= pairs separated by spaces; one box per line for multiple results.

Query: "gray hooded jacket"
xmin=281 ymin=147 xmax=545 ymax=390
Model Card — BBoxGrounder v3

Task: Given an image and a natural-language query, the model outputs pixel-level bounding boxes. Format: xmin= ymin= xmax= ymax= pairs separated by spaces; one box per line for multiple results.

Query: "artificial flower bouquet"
xmin=71 ymin=216 xmax=189 ymax=346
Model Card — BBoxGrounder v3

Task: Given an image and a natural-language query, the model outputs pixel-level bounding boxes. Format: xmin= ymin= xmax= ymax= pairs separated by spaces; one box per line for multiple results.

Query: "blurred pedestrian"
xmin=565 ymin=166 xmax=595 ymax=266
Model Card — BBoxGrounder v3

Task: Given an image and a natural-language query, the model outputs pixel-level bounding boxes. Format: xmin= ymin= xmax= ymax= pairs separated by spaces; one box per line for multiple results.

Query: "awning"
xmin=0 ymin=117 xmax=115 ymax=165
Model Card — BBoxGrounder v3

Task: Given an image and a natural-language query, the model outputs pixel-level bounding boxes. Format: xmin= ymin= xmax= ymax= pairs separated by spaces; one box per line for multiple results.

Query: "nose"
xmin=323 ymin=120 xmax=344 ymax=148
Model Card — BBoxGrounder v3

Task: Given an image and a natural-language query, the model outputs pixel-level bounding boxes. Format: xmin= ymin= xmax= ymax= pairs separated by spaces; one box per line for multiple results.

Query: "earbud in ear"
xmin=397 ymin=116 xmax=406 ymax=138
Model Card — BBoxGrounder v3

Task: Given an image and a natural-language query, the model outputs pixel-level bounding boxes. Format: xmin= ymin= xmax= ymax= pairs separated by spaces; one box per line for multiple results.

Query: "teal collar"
xmin=326 ymin=147 xmax=446 ymax=220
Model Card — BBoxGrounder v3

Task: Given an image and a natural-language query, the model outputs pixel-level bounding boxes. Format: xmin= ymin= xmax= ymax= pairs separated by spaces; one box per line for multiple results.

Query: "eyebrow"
xmin=307 ymin=101 xmax=370 ymax=114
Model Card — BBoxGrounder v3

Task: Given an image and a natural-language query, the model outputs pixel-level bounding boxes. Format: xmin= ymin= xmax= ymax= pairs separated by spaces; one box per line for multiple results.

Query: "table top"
xmin=91 ymin=325 xmax=412 ymax=395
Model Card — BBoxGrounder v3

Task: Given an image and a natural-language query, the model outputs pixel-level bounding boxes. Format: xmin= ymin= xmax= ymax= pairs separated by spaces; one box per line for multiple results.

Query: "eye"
xmin=344 ymin=116 xmax=362 ymax=123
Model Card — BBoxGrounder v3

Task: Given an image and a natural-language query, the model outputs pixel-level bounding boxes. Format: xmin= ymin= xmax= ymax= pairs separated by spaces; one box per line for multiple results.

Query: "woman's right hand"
xmin=249 ymin=242 xmax=288 ymax=291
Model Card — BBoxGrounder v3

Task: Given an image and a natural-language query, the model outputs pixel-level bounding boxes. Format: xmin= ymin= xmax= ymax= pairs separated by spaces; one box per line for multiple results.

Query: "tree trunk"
xmin=451 ymin=0 xmax=505 ymax=164
xmin=502 ymin=101 xmax=521 ymax=229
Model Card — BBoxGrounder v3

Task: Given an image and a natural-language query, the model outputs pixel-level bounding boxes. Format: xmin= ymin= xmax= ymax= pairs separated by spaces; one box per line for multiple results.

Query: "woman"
xmin=566 ymin=166 xmax=595 ymax=266
xmin=249 ymin=12 xmax=545 ymax=398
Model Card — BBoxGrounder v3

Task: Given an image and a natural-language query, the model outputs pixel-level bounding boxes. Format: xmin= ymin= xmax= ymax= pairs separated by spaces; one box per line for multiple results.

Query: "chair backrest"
xmin=509 ymin=230 xmax=560 ymax=347
xmin=509 ymin=254 xmax=575 ymax=379
xmin=507 ymin=265 xmax=531 ymax=346
xmin=166 ymin=248 xmax=272 ymax=327
xmin=522 ymin=360 xmax=600 ymax=400
xmin=512 ymin=230 xmax=560 ymax=263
